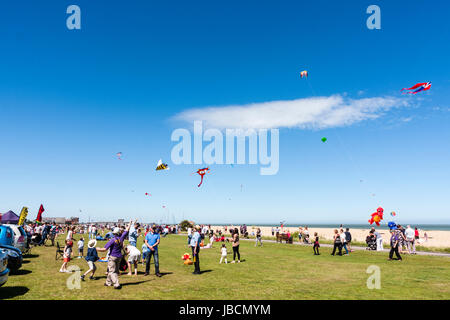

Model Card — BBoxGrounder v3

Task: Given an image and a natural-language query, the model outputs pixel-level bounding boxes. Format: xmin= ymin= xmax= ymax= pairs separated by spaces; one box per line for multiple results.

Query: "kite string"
xmin=303 ymin=74 xmax=376 ymax=198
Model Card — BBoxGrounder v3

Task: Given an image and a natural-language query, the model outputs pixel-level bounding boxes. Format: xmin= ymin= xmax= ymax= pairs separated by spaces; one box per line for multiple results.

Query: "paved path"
xmin=239 ymin=237 xmax=450 ymax=257
xmin=176 ymin=234 xmax=450 ymax=257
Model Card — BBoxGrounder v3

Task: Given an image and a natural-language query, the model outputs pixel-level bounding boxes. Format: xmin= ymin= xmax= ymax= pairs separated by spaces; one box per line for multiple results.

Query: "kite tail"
xmin=198 ymin=175 xmax=204 ymax=187
xmin=401 ymin=83 xmax=427 ymax=92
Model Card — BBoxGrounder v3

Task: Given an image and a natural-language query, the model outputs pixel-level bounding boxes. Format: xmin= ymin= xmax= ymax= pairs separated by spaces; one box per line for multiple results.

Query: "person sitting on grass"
xmin=60 ymin=239 xmax=73 ymax=273
xmin=313 ymin=232 xmax=320 ymax=255
xmin=81 ymin=239 xmax=99 ymax=281
xmin=126 ymin=244 xmax=141 ymax=276
xmin=77 ymin=237 xmax=85 ymax=259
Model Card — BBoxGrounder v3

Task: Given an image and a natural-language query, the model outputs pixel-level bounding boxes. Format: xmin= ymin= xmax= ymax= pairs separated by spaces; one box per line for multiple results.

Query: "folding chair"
xmin=55 ymin=241 xmax=64 ymax=260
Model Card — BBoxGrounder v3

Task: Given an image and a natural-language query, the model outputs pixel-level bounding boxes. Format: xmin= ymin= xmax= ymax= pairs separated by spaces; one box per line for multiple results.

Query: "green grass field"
xmin=1 ymin=234 xmax=449 ymax=300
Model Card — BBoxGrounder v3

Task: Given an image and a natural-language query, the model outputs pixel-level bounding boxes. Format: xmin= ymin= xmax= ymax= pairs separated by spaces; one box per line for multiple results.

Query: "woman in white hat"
xmin=81 ymin=239 xmax=99 ymax=281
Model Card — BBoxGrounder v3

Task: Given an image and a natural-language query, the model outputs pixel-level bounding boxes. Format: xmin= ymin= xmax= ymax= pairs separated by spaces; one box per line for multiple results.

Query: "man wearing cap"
xmin=144 ymin=227 xmax=162 ymax=277
xmin=97 ymin=219 xmax=133 ymax=289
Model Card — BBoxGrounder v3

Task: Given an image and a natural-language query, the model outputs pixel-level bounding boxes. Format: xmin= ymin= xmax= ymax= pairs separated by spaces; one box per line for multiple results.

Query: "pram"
xmin=30 ymin=233 xmax=42 ymax=246
xmin=366 ymin=235 xmax=377 ymax=250
xmin=303 ymin=234 xmax=310 ymax=244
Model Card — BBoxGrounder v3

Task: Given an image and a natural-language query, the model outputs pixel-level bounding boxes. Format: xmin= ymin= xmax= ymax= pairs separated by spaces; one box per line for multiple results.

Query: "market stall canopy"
xmin=0 ymin=210 xmax=19 ymax=224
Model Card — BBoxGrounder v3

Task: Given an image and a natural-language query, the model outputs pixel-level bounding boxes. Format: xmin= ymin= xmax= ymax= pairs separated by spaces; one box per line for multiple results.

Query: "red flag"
xmin=36 ymin=204 xmax=44 ymax=222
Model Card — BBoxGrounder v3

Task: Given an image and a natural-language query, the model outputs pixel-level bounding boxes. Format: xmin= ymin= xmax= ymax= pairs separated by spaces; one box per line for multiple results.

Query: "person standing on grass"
xmin=344 ymin=228 xmax=352 ymax=252
xmin=313 ymin=232 xmax=320 ymax=255
xmin=96 ymin=220 xmax=132 ymax=289
xmin=66 ymin=226 xmax=75 ymax=241
xmin=77 ymin=237 xmax=85 ymax=258
xmin=219 ymin=243 xmax=228 ymax=264
xmin=187 ymin=226 xmax=193 ymax=245
xmin=59 ymin=239 xmax=73 ymax=273
xmin=190 ymin=227 xmax=201 ymax=274
xmin=405 ymin=225 xmax=416 ymax=254
xmin=331 ymin=229 xmax=342 ymax=256
xmin=141 ymin=241 xmax=149 ymax=265
xmin=414 ymin=227 xmax=419 ymax=241
xmin=126 ymin=244 xmax=141 ymax=276
xmin=388 ymin=229 xmax=402 ymax=261
xmin=396 ymin=225 xmax=407 ymax=253
xmin=128 ymin=222 xmax=139 ymax=247
xmin=255 ymin=228 xmax=263 ymax=247
xmin=231 ymin=228 xmax=241 ymax=263
xmin=340 ymin=229 xmax=349 ymax=254
xmin=271 ymin=227 xmax=274 ymax=236
xmin=144 ymin=226 xmax=162 ymax=277
xmin=81 ymin=239 xmax=99 ymax=281
xmin=303 ymin=227 xmax=310 ymax=244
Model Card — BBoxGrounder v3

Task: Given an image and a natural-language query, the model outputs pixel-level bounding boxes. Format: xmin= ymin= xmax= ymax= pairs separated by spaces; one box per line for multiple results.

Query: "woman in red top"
xmin=414 ymin=227 xmax=419 ymax=240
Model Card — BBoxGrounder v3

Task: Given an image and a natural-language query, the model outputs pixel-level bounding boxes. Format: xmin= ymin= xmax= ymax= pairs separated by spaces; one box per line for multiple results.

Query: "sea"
xmin=209 ymin=223 xmax=450 ymax=231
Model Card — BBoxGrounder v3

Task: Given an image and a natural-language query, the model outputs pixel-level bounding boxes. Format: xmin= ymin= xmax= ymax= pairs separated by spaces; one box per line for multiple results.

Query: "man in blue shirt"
xmin=144 ymin=227 xmax=161 ymax=277
xmin=190 ymin=227 xmax=201 ymax=274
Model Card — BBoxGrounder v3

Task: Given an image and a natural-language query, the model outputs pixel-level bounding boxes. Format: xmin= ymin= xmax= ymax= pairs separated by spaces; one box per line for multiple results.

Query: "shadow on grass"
xmin=22 ymin=260 xmax=30 ymax=264
xmin=0 ymin=286 xmax=29 ymax=299
xmin=24 ymin=254 xmax=39 ymax=258
xmin=198 ymin=270 xmax=213 ymax=274
xmin=121 ymin=280 xmax=153 ymax=287
xmin=10 ymin=269 xmax=32 ymax=276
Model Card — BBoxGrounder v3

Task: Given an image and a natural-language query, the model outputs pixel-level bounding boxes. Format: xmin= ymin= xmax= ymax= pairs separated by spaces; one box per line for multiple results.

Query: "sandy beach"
xmin=210 ymin=225 xmax=450 ymax=248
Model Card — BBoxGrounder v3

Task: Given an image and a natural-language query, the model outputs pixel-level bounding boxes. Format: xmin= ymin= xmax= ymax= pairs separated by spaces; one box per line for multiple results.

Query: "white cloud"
xmin=173 ymin=95 xmax=410 ymax=130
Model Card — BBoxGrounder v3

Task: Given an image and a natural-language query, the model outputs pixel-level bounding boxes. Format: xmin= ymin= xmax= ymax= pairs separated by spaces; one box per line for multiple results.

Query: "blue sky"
xmin=0 ymin=0 xmax=449 ymax=224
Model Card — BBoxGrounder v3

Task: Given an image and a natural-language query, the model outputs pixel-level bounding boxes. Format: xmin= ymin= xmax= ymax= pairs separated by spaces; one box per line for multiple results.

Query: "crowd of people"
xmin=365 ymin=224 xmax=423 ymax=261
xmin=21 ymin=220 xmax=434 ymax=291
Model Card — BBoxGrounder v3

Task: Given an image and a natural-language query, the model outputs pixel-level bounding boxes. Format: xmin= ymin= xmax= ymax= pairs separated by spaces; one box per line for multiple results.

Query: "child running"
xmin=219 ymin=243 xmax=228 ymax=264
xmin=313 ymin=232 xmax=320 ymax=255
xmin=81 ymin=240 xmax=99 ymax=280
xmin=59 ymin=239 xmax=73 ymax=272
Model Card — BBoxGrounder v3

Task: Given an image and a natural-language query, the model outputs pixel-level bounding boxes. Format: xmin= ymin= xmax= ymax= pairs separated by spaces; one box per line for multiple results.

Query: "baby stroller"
xmin=30 ymin=233 xmax=42 ymax=246
xmin=366 ymin=235 xmax=377 ymax=250
xmin=303 ymin=234 xmax=310 ymax=244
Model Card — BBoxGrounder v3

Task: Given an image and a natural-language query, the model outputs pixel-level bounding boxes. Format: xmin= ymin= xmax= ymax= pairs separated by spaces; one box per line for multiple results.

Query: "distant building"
xmin=42 ymin=217 xmax=66 ymax=224
xmin=118 ymin=219 xmax=124 ymax=224
xmin=65 ymin=217 xmax=79 ymax=225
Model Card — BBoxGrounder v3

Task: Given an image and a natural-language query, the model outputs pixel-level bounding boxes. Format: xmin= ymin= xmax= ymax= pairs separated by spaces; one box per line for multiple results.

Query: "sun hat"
xmin=112 ymin=227 xmax=120 ymax=235
xmin=88 ymin=239 xmax=97 ymax=248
